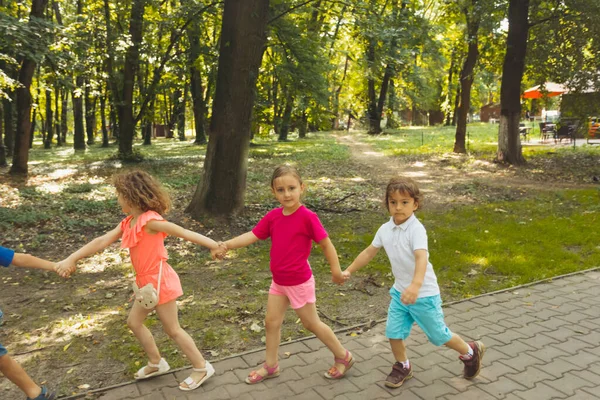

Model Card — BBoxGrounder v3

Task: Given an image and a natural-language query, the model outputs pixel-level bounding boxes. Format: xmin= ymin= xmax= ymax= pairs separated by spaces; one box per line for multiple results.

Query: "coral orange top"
xmin=120 ymin=210 xmax=183 ymax=305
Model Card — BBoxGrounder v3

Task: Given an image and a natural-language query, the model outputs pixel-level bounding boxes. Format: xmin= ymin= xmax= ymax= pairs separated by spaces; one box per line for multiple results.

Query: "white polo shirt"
xmin=372 ymin=214 xmax=440 ymax=298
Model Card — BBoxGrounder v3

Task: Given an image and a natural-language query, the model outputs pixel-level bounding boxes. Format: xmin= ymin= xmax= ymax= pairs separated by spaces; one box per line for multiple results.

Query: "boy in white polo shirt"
xmin=343 ymin=177 xmax=484 ymax=388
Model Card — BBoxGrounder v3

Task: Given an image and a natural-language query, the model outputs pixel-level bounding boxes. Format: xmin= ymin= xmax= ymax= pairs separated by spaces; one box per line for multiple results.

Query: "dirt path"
xmin=334 ymin=132 xmax=596 ymax=208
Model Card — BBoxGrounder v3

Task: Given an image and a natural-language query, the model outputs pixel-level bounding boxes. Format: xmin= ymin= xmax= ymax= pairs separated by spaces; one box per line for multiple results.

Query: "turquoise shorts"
xmin=386 ymin=287 xmax=453 ymax=346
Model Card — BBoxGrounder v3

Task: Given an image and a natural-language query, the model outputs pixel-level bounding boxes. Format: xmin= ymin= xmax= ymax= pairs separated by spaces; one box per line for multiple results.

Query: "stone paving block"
xmin=580 ymin=388 xmax=600 ymax=399
xmin=213 ymin=356 xmax=251 ymax=372
xmin=352 ymin=354 xmax=397 ymax=375
xmin=442 ymin=374 xmax=490 ymax=393
xmin=526 ymin=345 xmax=571 ymax=363
xmin=410 ymin=341 xmax=439 ymax=357
xmin=409 ymin=364 xmax=455 ymax=385
xmin=479 ymin=311 xmax=515 ymax=324
xmin=159 ymin=385 xmax=189 ymax=400
xmin=292 ymin=359 xmax=331 ymax=378
xmin=190 ymin=386 xmax=230 ymax=400
xmin=470 ymin=296 xmax=497 ymax=306
xmin=446 ymin=301 xmax=480 ymax=313
xmin=565 ymin=389 xmax=600 ymax=400
xmin=571 ymin=369 xmax=600 ymax=386
xmin=351 ymin=342 xmax=389 ymax=362
xmin=479 ymin=347 xmax=511 ymax=364
xmin=283 ymin=388 xmax=325 ymax=400
xmin=525 ymin=306 xmax=562 ymax=321
xmin=241 ymin=351 xmax=268 ymax=367
xmin=550 ymin=337 xmax=593 ymax=356
xmin=503 ymin=366 xmax=554 ymax=389
xmin=563 ymin=291 xmax=594 ymax=302
xmin=544 ymin=372 xmax=596 ymax=396
xmin=577 ymin=330 xmax=600 ymax=346
xmin=343 ymin=384 xmax=394 ymax=400
xmin=263 ymin=366 xmax=302 ymax=386
xmin=477 ymin=361 xmax=518 ymax=382
xmin=502 ymin=305 xmax=532 ymax=318
xmin=347 ymin=369 xmax=386 ymax=390
xmin=490 ymin=291 xmax=514 ymax=302
xmin=556 ymin=311 xmax=590 ymax=325
xmin=97 ymin=384 xmax=141 ymax=400
xmin=138 ymin=374 xmax=179 ymax=395
xmin=248 ymin=382 xmax=297 ymax=400
xmin=492 ymin=340 xmax=536 ymax=358
xmin=202 ymin=370 xmax=240 ymax=387
xmin=540 ymin=326 xmax=581 ymax=342
xmin=302 ymin=337 xmax=325 ymax=351
xmin=578 ymin=306 xmax=600 ymax=319
xmin=279 ymin=341 xmax=313 ymax=357
xmin=444 ymin=386 xmax=498 ymax=400
xmin=411 ymin=380 xmax=459 ymax=399
xmin=486 ymin=328 xmax=529 ymax=345
xmin=514 ymin=382 xmax=566 ymax=400
xmin=494 ymin=318 xmax=523 ymax=330
xmin=498 ymin=352 xmax=545 ymax=372
xmin=518 ymin=331 xmax=559 ymax=350
xmin=342 ymin=337 xmax=369 ymax=352
xmin=453 ymin=318 xmax=504 ymax=334
xmin=296 ymin=346 xmax=331 ymax=364
xmin=479 ymin=376 xmax=528 ymax=399
xmin=536 ymin=358 xmax=581 ymax=378
xmin=313 ymin=379 xmax=360 ymax=398
xmin=514 ymin=321 xmax=553 ymax=338
xmin=410 ymin=351 xmax=452 ymax=370
xmin=222 ymin=379 xmax=261 ymax=398
xmin=506 ymin=314 xmax=543 ymax=328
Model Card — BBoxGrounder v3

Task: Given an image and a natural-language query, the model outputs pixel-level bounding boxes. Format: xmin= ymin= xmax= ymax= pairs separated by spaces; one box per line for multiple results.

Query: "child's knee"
xmin=163 ymin=325 xmax=183 ymax=339
xmin=264 ymin=316 xmax=283 ymax=331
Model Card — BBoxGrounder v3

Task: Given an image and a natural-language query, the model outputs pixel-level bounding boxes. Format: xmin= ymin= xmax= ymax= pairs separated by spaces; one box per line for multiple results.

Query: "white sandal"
xmin=179 ymin=361 xmax=215 ymax=391
xmin=134 ymin=358 xmax=170 ymax=380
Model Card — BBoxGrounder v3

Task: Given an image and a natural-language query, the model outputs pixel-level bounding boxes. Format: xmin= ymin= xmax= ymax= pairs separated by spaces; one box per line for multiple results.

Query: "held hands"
xmin=332 ymin=269 xmax=350 ymax=285
xmin=211 ymin=241 xmax=228 ymax=260
xmin=400 ymin=282 xmax=420 ymax=305
xmin=55 ymin=258 xmax=77 ymax=278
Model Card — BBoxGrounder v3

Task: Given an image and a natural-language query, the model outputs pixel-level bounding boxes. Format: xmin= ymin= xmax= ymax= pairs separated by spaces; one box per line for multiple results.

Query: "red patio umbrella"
xmin=522 ymin=82 xmax=568 ymax=99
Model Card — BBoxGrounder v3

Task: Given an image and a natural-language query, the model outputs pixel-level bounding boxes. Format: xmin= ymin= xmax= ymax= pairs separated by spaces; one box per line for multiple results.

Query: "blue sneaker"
xmin=27 ymin=386 xmax=55 ymax=400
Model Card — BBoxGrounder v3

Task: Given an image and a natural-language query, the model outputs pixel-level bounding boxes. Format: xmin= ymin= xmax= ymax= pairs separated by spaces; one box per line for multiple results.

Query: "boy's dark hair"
xmin=385 ymin=177 xmax=422 ymax=209
xmin=271 ymin=164 xmax=303 ymax=188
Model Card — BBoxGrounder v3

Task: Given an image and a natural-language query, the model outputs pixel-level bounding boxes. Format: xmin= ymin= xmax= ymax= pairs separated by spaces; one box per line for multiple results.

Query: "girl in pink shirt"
xmin=57 ymin=171 xmax=221 ymax=392
xmin=221 ymin=165 xmax=354 ymax=384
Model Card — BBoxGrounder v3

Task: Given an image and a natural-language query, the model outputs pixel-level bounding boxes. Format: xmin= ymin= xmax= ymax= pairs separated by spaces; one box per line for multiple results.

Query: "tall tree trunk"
xmin=445 ymin=48 xmax=456 ymax=126
xmin=104 ymin=0 xmax=120 ymax=142
xmin=54 ymin=84 xmax=60 ymax=146
xmin=187 ymin=23 xmax=207 ymax=145
xmin=278 ymin=94 xmax=293 ymax=141
xmin=118 ymin=0 xmax=146 ymax=160
xmin=454 ymin=1 xmax=480 ymax=154
xmin=85 ymin=80 xmax=96 ymax=145
xmin=0 ymin=102 xmax=5 ymax=166
xmin=175 ymin=87 xmax=186 ymax=141
xmin=186 ymin=0 xmax=269 ymax=217
xmin=331 ymin=54 xmax=349 ymax=130
xmin=451 ymin=85 xmax=461 ymax=126
xmin=299 ymin=111 xmax=308 ymax=138
xmin=44 ymin=88 xmax=53 ymax=148
xmin=100 ymin=92 xmax=109 ymax=147
xmin=60 ymin=90 xmax=68 ymax=144
xmin=3 ymin=98 xmax=15 ymax=156
xmin=496 ymin=0 xmax=528 ymax=165
xmin=72 ymin=76 xmax=86 ymax=150
xmin=10 ymin=0 xmax=49 ymax=175
xmin=366 ymin=38 xmax=381 ymax=134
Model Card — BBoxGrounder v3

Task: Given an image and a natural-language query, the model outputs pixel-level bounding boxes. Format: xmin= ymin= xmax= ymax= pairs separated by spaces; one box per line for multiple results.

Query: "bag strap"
xmin=156 ymin=259 xmax=163 ymax=296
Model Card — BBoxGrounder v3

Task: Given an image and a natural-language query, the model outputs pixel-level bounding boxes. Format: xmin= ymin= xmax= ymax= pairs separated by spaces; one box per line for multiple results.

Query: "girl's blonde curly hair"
xmin=113 ymin=170 xmax=171 ymax=215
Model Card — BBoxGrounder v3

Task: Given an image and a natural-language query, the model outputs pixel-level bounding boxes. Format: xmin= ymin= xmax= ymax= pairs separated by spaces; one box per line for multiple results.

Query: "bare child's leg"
xmin=250 ymin=294 xmax=288 ymax=380
xmin=0 ymin=354 xmax=42 ymax=398
xmin=443 ymin=333 xmax=470 ymax=354
xmin=294 ymin=303 xmax=353 ymax=376
xmin=390 ymin=338 xmax=408 ymax=362
xmin=156 ymin=301 xmax=210 ymax=389
xmin=127 ymin=301 xmax=162 ymax=376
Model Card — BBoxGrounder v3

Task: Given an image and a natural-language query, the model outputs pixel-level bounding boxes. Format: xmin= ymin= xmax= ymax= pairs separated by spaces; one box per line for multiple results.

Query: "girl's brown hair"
xmin=385 ymin=176 xmax=422 ymax=210
xmin=113 ymin=170 xmax=171 ymax=214
xmin=271 ymin=164 xmax=303 ymax=188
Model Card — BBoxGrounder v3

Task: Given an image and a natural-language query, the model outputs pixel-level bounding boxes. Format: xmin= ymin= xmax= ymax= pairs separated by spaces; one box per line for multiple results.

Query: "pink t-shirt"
xmin=252 ymin=205 xmax=328 ymax=286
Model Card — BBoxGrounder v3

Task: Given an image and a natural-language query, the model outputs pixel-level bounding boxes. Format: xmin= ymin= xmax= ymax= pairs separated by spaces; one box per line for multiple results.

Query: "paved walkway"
xmin=74 ymin=269 xmax=600 ymax=400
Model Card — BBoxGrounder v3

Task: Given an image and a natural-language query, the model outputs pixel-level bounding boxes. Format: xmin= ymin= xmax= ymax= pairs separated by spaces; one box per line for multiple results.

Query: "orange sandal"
xmin=245 ymin=363 xmax=280 ymax=384
xmin=324 ymin=350 xmax=355 ymax=379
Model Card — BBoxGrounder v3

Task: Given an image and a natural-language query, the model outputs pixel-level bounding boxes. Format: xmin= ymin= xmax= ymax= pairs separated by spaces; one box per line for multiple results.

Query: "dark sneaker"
xmin=460 ymin=341 xmax=485 ymax=379
xmin=27 ymin=386 xmax=56 ymax=400
xmin=384 ymin=362 xmax=413 ymax=388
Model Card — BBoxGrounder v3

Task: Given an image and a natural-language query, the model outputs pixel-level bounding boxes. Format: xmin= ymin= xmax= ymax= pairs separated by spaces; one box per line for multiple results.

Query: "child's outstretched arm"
xmin=146 ymin=220 xmax=220 ymax=250
xmin=318 ymin=237 xmax=345 ymax=285
xmin=343 ymin=245 xmax=380 ymax=279
xmin=400 ymin=249 xmax=427 ymax=305
xmin=223 ymin=231 xmax=260 ymax=250
xmin=11 ymin=253 xmax=57 ymax=272
xmin=57 ymin=224 xmax=122 ymax=277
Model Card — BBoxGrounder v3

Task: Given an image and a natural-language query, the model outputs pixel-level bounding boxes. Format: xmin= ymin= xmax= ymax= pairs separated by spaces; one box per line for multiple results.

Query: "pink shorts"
xmin=269 ymin=275 xmax=316 ymax=309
